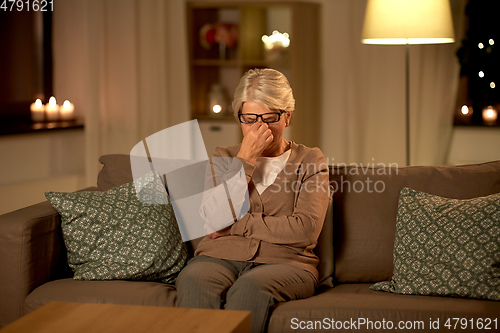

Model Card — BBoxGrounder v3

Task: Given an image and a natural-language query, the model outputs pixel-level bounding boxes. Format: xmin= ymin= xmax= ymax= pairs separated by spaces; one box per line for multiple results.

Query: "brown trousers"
xmin=175 ymin=255 xmax=317 ymax=333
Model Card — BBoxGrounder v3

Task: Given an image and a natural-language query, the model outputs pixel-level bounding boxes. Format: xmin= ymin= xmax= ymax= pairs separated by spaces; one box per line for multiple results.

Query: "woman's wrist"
xmin=237 ymin=151 xmax=257 ymax=165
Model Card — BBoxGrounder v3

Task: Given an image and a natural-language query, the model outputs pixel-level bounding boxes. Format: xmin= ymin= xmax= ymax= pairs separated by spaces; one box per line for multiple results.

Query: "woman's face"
xmin=239 ymin=102 xmax=291 ymax=146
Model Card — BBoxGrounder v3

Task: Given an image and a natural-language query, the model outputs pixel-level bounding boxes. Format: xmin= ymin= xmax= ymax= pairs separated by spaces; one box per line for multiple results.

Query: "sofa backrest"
xmin=97 ymin=155 xmax=500 ymax=285
xmin=329 ymin=161 xmax=500 ymax=284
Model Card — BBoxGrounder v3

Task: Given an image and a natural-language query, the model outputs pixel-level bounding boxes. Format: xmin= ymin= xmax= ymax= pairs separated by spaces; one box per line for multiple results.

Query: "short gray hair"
xmin=232 ymin=68 xmax=295 ymax=118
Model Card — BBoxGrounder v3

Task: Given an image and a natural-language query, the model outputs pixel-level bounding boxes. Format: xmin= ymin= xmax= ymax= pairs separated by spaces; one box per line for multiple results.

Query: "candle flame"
xmin=49 ymin=96 xmax=57 ymax=107
xmin=63 ymin=100 xmax=71 ymax=108
xmin=35 ymin=99 xmax=43 ymax=108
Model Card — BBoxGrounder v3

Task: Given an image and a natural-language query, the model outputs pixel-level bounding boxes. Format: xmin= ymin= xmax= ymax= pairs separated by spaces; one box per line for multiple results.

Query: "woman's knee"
xmin=176 ymin=256 xmax=239 ymax=296
xmin=226 ymin=273 xmax=273 ymax=302
xmin=226 ymin=264 xmax=316 ymax=304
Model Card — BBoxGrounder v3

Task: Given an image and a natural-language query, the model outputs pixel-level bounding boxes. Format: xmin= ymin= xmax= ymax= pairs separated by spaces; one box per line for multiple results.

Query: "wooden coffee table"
xmin=0 ymin=301 xmax=251 ymax=333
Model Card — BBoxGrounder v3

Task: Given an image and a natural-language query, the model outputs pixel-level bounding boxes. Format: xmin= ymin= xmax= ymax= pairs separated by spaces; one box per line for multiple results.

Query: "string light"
xmin=478 ymin=43 xmax=484 ymax=49
xmin=491 ymin=82 xmax=496 ymax=89
xmin=261 ymin=31 xmax=291 ymax=50
xmin=478 ymin=71 xmax=484 ymax=78
xmin=489 ymin=39 xmax=494 ymax=45
xmin=461 ymin=105 xmax=470 ymax=115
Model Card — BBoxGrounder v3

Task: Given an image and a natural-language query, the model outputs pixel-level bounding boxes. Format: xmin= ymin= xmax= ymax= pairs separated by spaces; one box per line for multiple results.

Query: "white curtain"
xmin=411 ymin=1 xmax=467 ymax=165
xmin=53 ymin=0 xmax=190 ymax=186
xmin=319 ymin=0 xmax=467 ymax=167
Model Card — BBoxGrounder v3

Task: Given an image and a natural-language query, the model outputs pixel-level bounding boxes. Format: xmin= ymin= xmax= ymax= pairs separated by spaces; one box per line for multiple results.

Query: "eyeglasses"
xmin=238 ymin=111 xmax=284 ymax=124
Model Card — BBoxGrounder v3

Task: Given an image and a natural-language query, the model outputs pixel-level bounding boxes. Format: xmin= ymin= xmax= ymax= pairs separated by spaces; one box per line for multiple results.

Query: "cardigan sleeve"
xmin=230 ymin=149 xmax=329 ymax=248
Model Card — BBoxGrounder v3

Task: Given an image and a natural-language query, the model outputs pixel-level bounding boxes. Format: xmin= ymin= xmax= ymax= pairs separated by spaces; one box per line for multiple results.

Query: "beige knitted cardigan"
xmin=195 ymin=141 xmax=330 ymax=280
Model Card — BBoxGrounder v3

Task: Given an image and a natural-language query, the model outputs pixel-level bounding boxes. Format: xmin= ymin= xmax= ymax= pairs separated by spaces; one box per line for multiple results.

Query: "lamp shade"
xmin=362 ymin=0 xmax=455 ymax=45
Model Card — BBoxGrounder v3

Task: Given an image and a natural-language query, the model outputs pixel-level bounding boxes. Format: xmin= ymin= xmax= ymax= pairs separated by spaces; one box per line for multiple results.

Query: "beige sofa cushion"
xmin=330 ymin=161 xmax=500 ymax=283
xmin=269 ymin=283 xmax=500 ymax=332
xmin=25 ymin=279 xmax=177 ymax=315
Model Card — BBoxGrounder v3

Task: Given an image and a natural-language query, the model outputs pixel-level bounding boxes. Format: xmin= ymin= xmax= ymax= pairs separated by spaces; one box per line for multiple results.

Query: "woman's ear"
xmin=285 ymin=111 xmax=293 ymax=126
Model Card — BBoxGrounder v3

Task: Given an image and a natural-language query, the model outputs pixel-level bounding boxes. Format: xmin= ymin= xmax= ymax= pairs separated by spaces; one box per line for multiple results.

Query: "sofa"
xmin=1 ymin=155 xmax=499 ymax=332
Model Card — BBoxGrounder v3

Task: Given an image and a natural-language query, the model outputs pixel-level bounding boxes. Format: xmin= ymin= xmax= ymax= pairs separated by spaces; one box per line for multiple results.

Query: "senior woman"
xmin=176 ymin=68 xmax=329 ymax=333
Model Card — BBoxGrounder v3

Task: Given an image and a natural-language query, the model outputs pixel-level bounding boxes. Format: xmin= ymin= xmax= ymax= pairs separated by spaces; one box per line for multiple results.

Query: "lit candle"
xmin=30 ymin=99 xmax=45 ymax=122
xmin=45 ymin=96 xmax=60 ymax=122
xmin=482 ymin=106 xmax=498 ymax=125
xmin=60 ymin=100 xmax=75 ymax=120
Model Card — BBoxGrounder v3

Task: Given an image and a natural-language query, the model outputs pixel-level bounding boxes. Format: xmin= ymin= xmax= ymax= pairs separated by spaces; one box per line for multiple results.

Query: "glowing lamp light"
xmin=360 ymin=0 xmax=454 ymax=166
xmin=212 ymin=105 xmax=222 ymax=113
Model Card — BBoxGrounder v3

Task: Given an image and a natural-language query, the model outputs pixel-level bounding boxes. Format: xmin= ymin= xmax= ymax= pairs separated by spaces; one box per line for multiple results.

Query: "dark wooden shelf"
xmin=453 ymin=119 xmax=500 ymax=127
xmin=193 ymin=115 xmax=236 ymax=122
xmin=0 ymin=118 xmax=84 ymax=136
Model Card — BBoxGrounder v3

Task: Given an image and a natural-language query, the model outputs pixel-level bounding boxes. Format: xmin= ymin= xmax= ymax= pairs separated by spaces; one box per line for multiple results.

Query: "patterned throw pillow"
xmin=371 ymin=188 xmax=500 ymax=300
xmin=45 ymin=172 xmax=188 ymax=284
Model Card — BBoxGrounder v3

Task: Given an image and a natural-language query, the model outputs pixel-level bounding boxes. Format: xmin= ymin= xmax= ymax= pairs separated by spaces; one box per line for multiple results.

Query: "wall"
xmin=447 ymin=127 xmax=500 ymax=165
xmin=0 ymin=129 xmax=85 ymax=215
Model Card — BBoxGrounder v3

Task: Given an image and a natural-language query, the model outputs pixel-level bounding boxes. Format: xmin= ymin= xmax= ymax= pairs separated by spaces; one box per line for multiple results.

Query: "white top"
xmin=253 ymin=149 xmax=291 ymax=195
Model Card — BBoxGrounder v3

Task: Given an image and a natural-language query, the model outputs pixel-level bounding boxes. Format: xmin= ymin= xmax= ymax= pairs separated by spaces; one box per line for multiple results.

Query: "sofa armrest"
xmin=0 ymin=200 xmax=71 ymax=327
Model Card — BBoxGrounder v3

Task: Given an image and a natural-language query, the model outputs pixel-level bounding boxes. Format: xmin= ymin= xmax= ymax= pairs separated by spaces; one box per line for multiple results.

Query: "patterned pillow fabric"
xmin=45 ymin=172 xmax=188 ymax=284
xmin=371 ymin=187 xmax=500 ymax=300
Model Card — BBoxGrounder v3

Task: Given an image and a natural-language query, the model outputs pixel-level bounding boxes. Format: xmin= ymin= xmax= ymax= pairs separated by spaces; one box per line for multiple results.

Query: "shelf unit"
xmin=186 ymin=1 xmax=320 ymax=148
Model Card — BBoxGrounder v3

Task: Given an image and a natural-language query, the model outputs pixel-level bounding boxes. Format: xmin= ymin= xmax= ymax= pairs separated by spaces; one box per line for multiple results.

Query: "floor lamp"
xmin=361 ymin=0 xmax=455 ymax=166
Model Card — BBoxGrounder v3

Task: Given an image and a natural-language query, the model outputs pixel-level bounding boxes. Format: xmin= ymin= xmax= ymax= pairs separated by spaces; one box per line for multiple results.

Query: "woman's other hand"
xmin=237 ymin=122 xmax=273 ymax=165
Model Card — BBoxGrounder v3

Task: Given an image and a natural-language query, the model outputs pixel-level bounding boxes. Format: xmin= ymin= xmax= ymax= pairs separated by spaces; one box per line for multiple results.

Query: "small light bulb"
xmin=213 ymin=105 xmax=222 ymax=113
xmin=479 ymin=71 xmax=485 ymax=78
xmin=491 ymin=82 xmax=496 ymax=89
xmin=461 ymin=105 xmax=469 ymax=115
xmin=489 ymin=39 xmax=494 ymax=45
xmin=478 ymin=43 xmax=484 ymax=49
